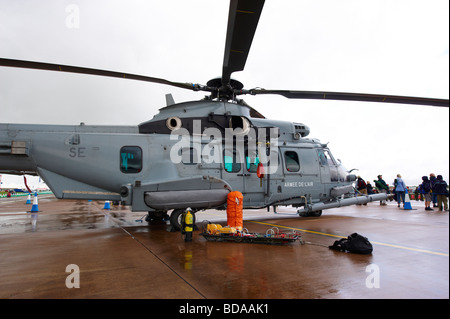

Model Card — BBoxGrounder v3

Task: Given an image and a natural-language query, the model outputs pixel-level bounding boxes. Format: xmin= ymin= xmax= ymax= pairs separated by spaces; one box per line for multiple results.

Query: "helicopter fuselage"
xmin=1 ymin=100 xmax=363 ymax=217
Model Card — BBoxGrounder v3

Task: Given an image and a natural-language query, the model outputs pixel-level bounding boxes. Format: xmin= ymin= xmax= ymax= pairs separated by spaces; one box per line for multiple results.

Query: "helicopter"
xmin=0 ymin=0 xmax=448 ymax=230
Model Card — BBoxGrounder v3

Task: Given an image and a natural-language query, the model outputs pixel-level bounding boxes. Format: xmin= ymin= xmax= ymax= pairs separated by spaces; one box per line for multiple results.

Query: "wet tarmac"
xmin=0 ymin=195 xmax=448 ymax=299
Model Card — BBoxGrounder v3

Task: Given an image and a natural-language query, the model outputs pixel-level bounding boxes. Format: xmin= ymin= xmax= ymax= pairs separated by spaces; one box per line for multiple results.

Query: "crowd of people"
xmin=355 ymin=173 xmax=449 ymax=212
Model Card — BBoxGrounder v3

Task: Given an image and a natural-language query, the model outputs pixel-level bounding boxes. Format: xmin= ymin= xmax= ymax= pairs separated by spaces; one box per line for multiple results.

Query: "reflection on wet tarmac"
xmin=0 ymin=197 xmax=144 ymax=234
xmin=0 ymin=195 xmax=448 ymax=299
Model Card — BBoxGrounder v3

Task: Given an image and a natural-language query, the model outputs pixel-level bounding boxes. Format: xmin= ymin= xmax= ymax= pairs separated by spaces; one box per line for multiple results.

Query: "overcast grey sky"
xmin=0 ymin=0 xmax=449 ymax=188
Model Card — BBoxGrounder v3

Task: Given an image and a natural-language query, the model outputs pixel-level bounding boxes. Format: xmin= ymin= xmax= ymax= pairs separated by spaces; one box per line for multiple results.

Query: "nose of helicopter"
xmin=335 ymin=161 xmax=356 ymax=183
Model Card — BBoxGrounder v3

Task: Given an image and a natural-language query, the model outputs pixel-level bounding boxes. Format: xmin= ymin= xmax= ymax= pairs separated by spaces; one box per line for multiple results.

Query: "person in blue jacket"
xmin=394 ymin=174 xmax=407 ymax=208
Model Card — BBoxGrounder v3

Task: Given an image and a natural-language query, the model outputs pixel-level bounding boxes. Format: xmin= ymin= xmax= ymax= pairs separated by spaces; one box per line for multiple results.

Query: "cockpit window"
xmin=325 ymin=150 xmax=336 ymax=166
xmin=317 ymin=149 xmax=336 ymax=166
xmin=317 ymin=149 xmax=327 ymax=166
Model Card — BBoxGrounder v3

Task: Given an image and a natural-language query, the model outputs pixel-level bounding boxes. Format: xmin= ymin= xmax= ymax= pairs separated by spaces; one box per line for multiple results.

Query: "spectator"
xmin=366 ymin=181 xmax=374 ymax=195
xmin=433 ymin=175 xmax=449 ymax=211
xmin=430 ymin=173 xmax=438 ymax=208
xmin=356 ymin=176 xmax=368 ymax=206
xmin=374 ymin=175 xmax=389 ymax=205
xmin=394 ymin=174 xmax=407 ymax=208
xmin=418 ymin=176 xmax=433 ymax=211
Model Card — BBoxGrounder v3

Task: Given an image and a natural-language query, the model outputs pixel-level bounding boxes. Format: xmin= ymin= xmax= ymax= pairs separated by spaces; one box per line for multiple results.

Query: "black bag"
xmin=329 ymin=233 xmax=373 ymax=254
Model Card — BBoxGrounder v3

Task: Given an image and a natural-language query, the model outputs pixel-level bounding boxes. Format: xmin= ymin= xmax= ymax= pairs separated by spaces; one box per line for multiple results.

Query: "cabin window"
xmin=245 ymin=149 xmax=259 ymax=173
xmin=223 ymin=149 xmax=241 ymax=173
xmin=120 ymin=146 xmax=142 ymax=173
xmin=284 ymin=151 xmax=300 ymax=172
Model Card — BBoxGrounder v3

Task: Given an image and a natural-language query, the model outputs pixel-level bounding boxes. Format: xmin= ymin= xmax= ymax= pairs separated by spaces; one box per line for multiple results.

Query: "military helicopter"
xmin=0 ymin=0 xmax=448 ymax=230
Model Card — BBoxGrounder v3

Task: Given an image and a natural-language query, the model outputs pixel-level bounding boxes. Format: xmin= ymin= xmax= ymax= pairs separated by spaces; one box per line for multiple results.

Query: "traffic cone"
xmin=403 ymin=189 xmax=412 ymax=210
xmin=26 ymin=194 xmax=32 ymax=204
xmin=30 ymin=195 xmax=39 ymax=212
xmin=103 ymin=201 xmax=111 ymax=210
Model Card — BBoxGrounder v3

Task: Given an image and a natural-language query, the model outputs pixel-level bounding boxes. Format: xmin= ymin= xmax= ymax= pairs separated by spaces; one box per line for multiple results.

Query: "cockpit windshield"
xmin=317 ymin=148 xmax=347 ymax=182
xmin=317 ymin=149 xmax=336 ymax=166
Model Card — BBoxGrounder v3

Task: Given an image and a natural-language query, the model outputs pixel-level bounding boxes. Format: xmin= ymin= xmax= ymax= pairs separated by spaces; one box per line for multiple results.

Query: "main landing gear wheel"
xmin=311 ymin=210 xmax=322 ymax=217
xmin=170 ymin=209 xmax=196 ymax=231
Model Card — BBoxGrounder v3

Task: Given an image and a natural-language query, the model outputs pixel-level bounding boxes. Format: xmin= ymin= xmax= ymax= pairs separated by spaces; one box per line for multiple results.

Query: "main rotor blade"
xmin=222 ymin=0 xmax=265 ymax=86
xmin=248 ymin=89 xmax=449 ymax=107
xmin=0 ymin=58 xmax=200 ymax=91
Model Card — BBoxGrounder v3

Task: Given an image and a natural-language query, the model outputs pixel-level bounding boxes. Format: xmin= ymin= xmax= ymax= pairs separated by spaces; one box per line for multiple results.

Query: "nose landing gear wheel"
xmin=298 ymin=210 xmax=322 ymax=217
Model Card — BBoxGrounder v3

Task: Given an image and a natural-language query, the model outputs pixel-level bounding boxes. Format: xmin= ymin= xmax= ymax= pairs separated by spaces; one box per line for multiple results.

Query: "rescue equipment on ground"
xmin=329 ymin=233 xmax=373 ymax=254
xmin=181 ymin=207 xmax=194 ymax=242
xmin=226 ymin=191 xmax=243 ymax=229
xmin=201 ymin=221 xmax=303 ymax=245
